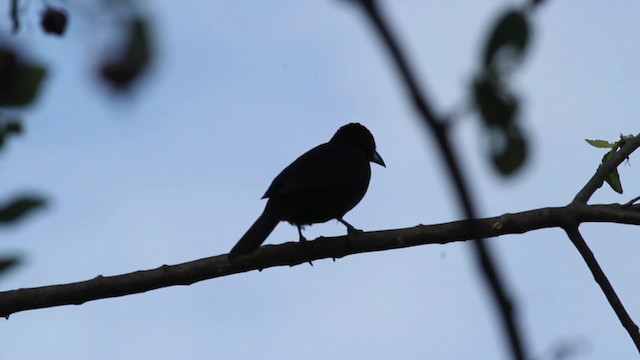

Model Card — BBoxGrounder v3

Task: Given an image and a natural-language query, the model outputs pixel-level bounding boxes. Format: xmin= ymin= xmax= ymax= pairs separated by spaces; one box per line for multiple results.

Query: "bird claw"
xmin=338 ymin=218 xmax=362 ymax=236
xmin=346 ymin=226 xmax=363 ymax=236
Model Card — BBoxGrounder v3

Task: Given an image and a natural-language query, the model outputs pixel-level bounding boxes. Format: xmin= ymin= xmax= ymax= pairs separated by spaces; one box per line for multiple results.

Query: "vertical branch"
xmin=10 ymin=0 xmax=20 ymax=33
xmin=568 ymin=134 xmax=640 ymax=351
xmin=348 ymin=1 xmax=527 ymax=359
xmin=564 ymin=226 xmax=640 ymax=352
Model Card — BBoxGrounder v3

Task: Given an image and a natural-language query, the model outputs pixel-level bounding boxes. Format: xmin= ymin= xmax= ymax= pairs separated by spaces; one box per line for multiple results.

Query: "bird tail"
xmin=228 ymin=209 xmax=280 ymax=260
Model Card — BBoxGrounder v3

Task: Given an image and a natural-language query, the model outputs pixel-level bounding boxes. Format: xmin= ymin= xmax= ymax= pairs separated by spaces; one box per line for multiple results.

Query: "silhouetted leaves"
xmin=41 ymin=7 xmax=68 ymax=36
xmin=483 ymin=10 xmax=530 ymax=76
xmin=473 ymin=7 xmax=533 ymax=176
xmin=0 ymin=47 xmax=47 ymax=107
xmin=0 ymin=116 xmax=23 ymax=149
xmin=474 ymin=74 xmax=518 ymax=128
xmin=0 ymin=256 xmax=21 ymax=279
xmin=491 ymin=124 xmax=527 ymax=175
xmin=0 ymin=195 xmax=46 ymax=224
xmin=100 ymin=17 xmax=152 ymax=90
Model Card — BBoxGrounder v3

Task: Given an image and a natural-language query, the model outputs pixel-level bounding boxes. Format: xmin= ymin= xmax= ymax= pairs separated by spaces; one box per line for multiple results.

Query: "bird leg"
xmin=296 ymin=226 xmax=313 ymax=266
xmin=338 ymin=218 xmax=362 ymax=235
xmin=297 ymin=226 xmax=307 ymax=242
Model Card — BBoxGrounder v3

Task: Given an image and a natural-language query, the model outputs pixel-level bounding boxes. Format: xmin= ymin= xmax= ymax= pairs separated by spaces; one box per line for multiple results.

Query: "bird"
xmin=228 ymin=123 xmax=385 ymax=260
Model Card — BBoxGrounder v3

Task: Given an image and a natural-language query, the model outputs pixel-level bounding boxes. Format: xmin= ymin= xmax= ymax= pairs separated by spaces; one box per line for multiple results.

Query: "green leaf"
xmin=0 ymin=63 xmax=47 ymax=106
xmin=491 ymin=124 xmax=528 ymax=175
xmin=483 ymin=9 xmax=530 ymax=74
xmin=605 ymin=169 xmax=623 ymax=194
xmin=0 ymin=195 xmax=46 ymax=224
xmin=585 ymin=139 xmax=618 ymax=149
xmin=601 ymin=151 xmax=623 ymax=194
xmin=0 ymin=256 xmax=21 ymax=278
xmin=473 ymin=74 xmax=518 ymax=128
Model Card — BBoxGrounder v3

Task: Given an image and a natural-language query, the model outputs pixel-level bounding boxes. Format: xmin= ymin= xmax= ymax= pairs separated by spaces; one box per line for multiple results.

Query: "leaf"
xmin=100 ymin=17 xmax=152 ymax=90
xmin=585 ymin=139 xmax=618 ymax=149
xmin=601 ymin=151 xmax=623 ymax=194
xmin=41 ymin=7 xmax=68 ymax=36
xmin=473 ymin=74 xmax=518 ymax=128
xmin=491 ymin=124 xmax=528 ymax=175
xmin=0 ymin=256 xmax=21 ymax=278
xmin=129 ymin=18 xmax=152 ymax=66
xmin=0 ymin=63 xmax=47 ymax=106
xmin=483 ymin=9 xmax=530 ymax=75
xmin=0 ymin=117 xmax=23 ymax=150
xmin=605 ymin=169 xmax=623 ymax=194
xmin=0 ymin=195 xmax=46 ymax=224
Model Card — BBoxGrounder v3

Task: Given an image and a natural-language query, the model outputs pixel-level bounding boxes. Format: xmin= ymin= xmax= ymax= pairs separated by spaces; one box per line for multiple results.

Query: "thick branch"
xmin=1 ymin=203 xmax=639 ymax=318
xmin=564 ymin=226 xmax=640 ymax=352
xmin=573 ymin=134 xmax=640 ymax=204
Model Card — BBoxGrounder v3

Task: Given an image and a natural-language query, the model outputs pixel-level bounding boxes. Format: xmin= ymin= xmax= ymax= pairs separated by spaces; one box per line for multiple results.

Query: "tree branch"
xmin=573 ymin=134 xmax=640 ymax=204
xmin=348 ymin=1 xmax=526 ymax=358
xmin=10 ymin=0 xmax=20 ymax=33
xmin=565 ymin=134 xmax=640 ymax=354
xmin=564 ymin=226 xmax=640 ymax=352
xmin=1 ymin=203 xmax=639 ymax=318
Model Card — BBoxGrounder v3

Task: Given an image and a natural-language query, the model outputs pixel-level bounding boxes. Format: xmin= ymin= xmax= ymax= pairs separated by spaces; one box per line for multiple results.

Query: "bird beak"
xmin=371 ymin=150 xmax=386 ymax=167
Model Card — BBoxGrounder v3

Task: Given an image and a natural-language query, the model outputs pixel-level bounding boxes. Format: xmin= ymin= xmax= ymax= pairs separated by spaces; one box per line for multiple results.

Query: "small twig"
xmin=564 ymin=226 xmax=640 ymax=353
xmin=349 ymin=1 xmax=526 ymax=358
xmin=622 ymin=195 xmax=640 ymax=208
xmin=573 ymin=134 xmax=640 ymax=204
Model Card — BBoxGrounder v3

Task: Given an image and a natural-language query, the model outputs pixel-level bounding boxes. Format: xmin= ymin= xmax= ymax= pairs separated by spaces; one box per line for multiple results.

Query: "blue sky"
xmin=2 ymin=1 xmax=640 ymax=359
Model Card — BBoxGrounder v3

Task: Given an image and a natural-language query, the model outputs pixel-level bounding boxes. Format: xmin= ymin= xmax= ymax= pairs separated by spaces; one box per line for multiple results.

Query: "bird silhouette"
xmin=228 ymin=123 xmax=385 ymax=260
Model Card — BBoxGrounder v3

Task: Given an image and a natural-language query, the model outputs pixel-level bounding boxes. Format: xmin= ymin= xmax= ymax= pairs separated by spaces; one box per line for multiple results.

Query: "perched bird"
xmin=228 ymin=123 xmax=385 ymax=260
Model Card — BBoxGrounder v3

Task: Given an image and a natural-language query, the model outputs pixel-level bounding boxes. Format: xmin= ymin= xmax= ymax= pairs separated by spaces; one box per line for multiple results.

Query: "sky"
xmin=2 ymin=1 xmax=640 ymax=359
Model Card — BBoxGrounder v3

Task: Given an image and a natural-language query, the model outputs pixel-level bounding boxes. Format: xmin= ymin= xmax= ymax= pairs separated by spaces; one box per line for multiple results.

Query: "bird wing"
xmin=263 ymin=142 xmax=369 ymax=199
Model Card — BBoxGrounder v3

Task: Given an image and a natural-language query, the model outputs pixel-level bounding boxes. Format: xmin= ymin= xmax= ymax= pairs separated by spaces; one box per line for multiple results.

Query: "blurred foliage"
xmin=0 ymin=195 xmax=46 ymax=224
xmin=100 ymin=17 xmax=153 ymax=90
xmin=473 ymin=7 xmax=533 ymax=176
xmin=41 ymin=6 xmax=68 ymax=36
xmin=585 ymin=135 xmax=635 ymax=194
xmin=0 ymin=47 xmax=47 ymax=107
xmin=0 ymin=256 xmax=21 ymax=279
xmin=0 ymin=115 xmax=23 ymax=149
xmin=0 ymin=195 xmax=44 ymax=278
xmin=0 ymin=1 xmax=154 ymax=279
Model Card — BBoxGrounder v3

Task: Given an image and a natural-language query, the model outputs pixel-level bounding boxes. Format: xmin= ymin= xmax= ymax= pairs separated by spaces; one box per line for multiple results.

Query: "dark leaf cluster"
xmin=473 ymin=8 xmax=533 ymax=175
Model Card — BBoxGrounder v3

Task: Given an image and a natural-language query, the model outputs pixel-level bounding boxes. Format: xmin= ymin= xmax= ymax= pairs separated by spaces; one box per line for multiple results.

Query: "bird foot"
xmin=339 ymin=219 xmax=362 ymax=236
xmin=346 ymin=226 xmax=363 ymax=236
xmin=297 ymin=226 xmax=307 ymax=242
xmin=296 ymin=226 xmax=313 ymax=265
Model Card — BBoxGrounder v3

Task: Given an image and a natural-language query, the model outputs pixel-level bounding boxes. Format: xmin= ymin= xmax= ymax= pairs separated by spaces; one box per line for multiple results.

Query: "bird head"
xmin=331 ymin=123 xmax=385 ymax=167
